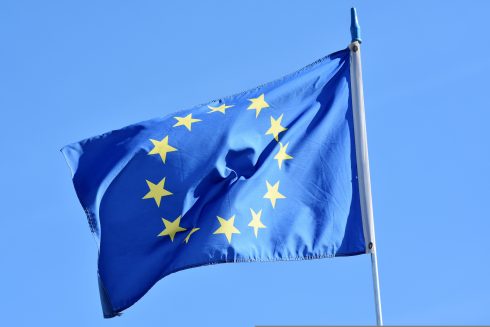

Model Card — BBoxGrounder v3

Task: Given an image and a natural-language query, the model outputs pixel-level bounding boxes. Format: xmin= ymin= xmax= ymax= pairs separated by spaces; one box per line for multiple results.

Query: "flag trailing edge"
xmin=62 ymin=47 xmax=372 ymax=317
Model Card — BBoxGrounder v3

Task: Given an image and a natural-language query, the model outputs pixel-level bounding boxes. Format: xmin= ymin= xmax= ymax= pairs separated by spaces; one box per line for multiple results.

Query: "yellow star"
xmin=248 ymin=208 xmax=266 ymax=238
xmin=274 ymin=142 xmax=293 ymax=169
xmin=158 ymin=216 xmax=187 ymax=241
xmin=265 ymin=114 xmax=287 ymax=141
xmin=142 ymin=177 xmax=173 ymax=207
xmin=148 ymin=135 xmax=177 ymax=163
xmin=263 ymin=180 xmax=286 ymax=208
xmin=173 ymin=113 xmax=202 ymax=131
xmin=213 ymin=215 xmax=240 ymax=243
xmin=247 ymin=93 xmax=269 ymax=118
xmin=207 ymin=103 xmax=234 ymax=114
xmin=184 ymin=227 xmax=200 ymax=244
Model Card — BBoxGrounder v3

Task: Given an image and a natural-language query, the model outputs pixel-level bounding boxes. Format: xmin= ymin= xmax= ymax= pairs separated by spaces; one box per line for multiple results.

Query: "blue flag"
xmin=62 ymin=48 xmax=367 ymax=317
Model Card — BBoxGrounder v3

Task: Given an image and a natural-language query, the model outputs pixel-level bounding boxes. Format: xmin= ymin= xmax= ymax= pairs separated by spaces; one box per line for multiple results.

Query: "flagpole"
xmin=348 ymin=7 xmax=384 ymax=326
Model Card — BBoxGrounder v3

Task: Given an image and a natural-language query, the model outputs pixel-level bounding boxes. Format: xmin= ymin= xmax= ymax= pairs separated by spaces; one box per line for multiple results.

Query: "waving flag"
xmin=62 ymin=47 xmax=367 ymax=317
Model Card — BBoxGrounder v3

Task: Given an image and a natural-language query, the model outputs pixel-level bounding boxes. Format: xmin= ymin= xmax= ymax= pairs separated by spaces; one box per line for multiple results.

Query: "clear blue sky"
xmin=1 ymin=1 xmax=489 ymax=325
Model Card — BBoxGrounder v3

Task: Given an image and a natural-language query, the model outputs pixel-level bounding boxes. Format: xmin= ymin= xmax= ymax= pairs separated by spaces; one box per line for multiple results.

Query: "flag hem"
xmin=106 ymin=248 xmax=366 ymax=317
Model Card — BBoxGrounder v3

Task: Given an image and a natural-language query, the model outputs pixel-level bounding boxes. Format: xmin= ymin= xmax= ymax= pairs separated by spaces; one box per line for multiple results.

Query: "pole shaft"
xmin=349 ymin=38 xmax=384 ymax=325
xmin=371 ymin=251 xmax=383 ymax=326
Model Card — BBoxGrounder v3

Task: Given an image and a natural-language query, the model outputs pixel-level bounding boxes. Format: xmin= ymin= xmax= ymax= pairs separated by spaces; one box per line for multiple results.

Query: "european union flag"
xmin=62 ymin=48 xmax=366 ymax=317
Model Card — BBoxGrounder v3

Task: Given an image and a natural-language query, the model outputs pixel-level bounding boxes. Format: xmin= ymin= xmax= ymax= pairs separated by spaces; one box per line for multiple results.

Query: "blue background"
xmin=1 ymin=1 xmax=489 ymax=325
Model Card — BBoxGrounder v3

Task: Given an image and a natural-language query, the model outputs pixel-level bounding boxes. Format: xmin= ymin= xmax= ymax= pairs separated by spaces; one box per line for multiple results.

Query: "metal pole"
xmin=370 ymin=250 xmax=383 ymax=326
xmin=349 ymin=7 xmax=383 ymax=326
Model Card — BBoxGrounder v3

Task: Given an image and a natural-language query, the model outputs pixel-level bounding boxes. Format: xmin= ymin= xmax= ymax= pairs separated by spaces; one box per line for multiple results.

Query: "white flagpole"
xmin=348 ymin=7 xmax=384 ymax=326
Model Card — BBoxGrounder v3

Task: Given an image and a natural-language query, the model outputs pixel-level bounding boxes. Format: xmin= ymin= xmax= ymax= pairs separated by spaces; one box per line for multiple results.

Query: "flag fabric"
xmin=62 ymin=47 xmax=366 ymax=317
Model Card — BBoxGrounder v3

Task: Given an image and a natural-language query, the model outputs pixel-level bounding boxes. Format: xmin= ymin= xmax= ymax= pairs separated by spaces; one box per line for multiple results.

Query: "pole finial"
xmin=350 ymin=7 xmax=362 ymax=43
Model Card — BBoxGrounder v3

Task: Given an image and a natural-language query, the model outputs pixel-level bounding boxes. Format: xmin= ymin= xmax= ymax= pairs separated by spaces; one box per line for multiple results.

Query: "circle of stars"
xmin=142 ymin=93 xmax=293 ymax=244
